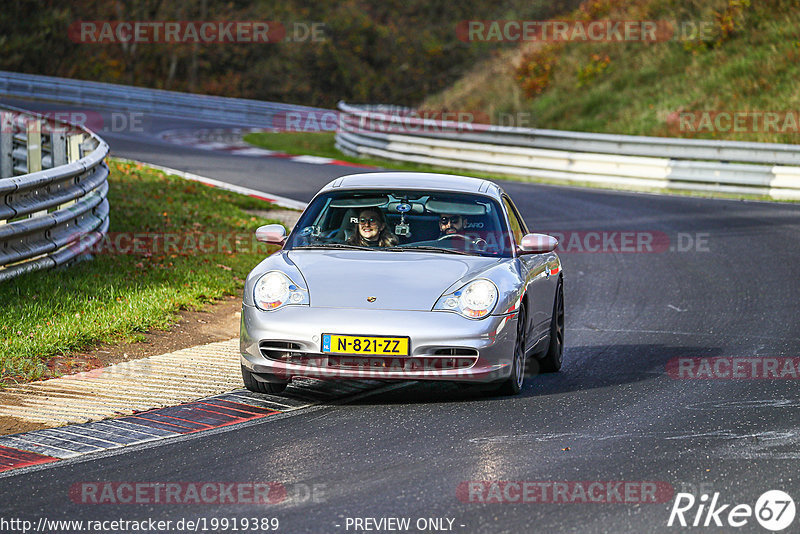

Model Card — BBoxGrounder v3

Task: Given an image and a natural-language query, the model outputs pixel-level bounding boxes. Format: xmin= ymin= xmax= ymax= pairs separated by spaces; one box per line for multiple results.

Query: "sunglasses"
xmin=439 ymin=216 xmax=462 ymax=225
xmin=359 ymin=217 xmax=379 ymax=225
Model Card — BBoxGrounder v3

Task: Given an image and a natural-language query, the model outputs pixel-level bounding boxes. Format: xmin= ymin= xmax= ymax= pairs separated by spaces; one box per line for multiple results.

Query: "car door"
xmin=502 ymin=196 xmax=556 ymax=348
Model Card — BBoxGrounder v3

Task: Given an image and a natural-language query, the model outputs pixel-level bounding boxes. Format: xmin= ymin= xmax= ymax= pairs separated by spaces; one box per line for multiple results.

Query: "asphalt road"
xmin=2 ymin=99 xmax=800 ymax=533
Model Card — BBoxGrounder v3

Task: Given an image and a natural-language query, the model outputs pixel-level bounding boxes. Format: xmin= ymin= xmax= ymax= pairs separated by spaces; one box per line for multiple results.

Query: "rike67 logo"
xmin=668 ymin=490 xmax=796 ymax=531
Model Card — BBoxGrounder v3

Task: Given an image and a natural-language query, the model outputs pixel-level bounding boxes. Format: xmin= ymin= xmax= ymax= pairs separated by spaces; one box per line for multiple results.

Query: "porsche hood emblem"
xmin=367 ymin=296 xmax=377 ymax=302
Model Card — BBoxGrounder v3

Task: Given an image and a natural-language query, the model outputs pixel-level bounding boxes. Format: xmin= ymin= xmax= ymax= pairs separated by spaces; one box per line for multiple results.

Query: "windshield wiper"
xmin=396 ymin=246 xmax=469 ymax=255
xmin=294 ymin=243 xmax=372 ymax=251
xmin=294 ymin=244 xmax=470 ymax=255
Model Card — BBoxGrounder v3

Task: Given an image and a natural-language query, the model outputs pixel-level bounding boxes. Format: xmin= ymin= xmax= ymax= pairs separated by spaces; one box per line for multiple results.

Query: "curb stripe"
xmin=0 ymin=446 xmax=59 ymax=472
xmin=2 ymin=433 xmax=104 ymax=455
xmin=330 ymin=159 xmax=376 ymax=168
xmin=128 ymin=414 xmax=206 ymax=433
xmin=157 ymin=128 xmax=378 ymax=172
xmin=0 ymin=436 xmax=81 ymax=458
xmin=201 ymin=399 xmax=275 ymax=415
xmin=55 ymin=425 xmax=147 ymax=446
xmin=154 ymin=406 xmax=235 ymax=427
xmin=0 ymin=381 xmax=382 ymax=476
xmin=97 ymin=420 xmax=180 ymax=438
xmin=194 ymin=403 xmax=261 ymax=419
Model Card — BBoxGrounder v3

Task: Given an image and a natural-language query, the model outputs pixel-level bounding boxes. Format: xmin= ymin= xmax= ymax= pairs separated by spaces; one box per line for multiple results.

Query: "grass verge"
xmin=244 ymin=131 xmax=790 ymax=203
xmin=0 ymin=159 xmax=281 ymax=384
xmin=244 ymin=131 xmax=482 ymax=174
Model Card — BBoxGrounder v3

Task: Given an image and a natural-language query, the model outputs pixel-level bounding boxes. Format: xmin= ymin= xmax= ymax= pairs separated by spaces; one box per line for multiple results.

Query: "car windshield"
xmin=285 ymin=189 xmax=513 ymax=257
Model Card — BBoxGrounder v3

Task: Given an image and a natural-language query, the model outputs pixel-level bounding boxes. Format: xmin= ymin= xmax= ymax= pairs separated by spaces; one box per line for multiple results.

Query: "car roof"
xmin=320 ymin=172 xmax=504 ymax=199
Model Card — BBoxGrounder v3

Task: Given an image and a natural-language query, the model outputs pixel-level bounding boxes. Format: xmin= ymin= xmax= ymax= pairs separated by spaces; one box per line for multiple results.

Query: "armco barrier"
xmin=0 ymin=70 xmax=326 ymax=130
xmin=335 ymin=102 xmax=800 ymax=200
xmin=0 ymin=105 xmax=109 ymax=282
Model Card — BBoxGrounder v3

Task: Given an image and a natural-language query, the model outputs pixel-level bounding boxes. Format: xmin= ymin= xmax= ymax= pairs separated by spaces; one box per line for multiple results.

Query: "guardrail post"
xmin=0 ymin=112 xmax=12 ymax=178
xmin=27 ymin=119 xmax=47 ymax=218
xmin=26 ymin=119 xmax=42 ymax=174
xmin=52 ymin=131 xmax=67 ymax=167
xmin=57 ymin=133 xmax=82 ymax=210
xmin=69 ymin=133 xmax=84 ymax=161
xmin=0 ymin=132 xmax=10 ymax=179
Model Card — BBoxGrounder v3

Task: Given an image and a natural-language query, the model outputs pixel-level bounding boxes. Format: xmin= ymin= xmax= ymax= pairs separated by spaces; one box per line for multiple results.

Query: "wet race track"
xmin=2 ymin=100 xmax=800 ymax=533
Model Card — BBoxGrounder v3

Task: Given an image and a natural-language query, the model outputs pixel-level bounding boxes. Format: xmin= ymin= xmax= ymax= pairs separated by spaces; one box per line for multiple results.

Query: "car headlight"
xmin=254 ymin=271 xmax=309 ymax=311
xmin=434 ymin=279 xmax=498 ymax=319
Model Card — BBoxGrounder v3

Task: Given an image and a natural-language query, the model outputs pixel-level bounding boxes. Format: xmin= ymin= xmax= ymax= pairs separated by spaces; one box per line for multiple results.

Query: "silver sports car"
xmin=240 ymin=172 xmax=564 ymax=395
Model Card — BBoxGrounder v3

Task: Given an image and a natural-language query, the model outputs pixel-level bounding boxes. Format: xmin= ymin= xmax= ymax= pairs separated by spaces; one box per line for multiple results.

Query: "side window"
xmin=503 ymin=197 xmax=525 ymax=245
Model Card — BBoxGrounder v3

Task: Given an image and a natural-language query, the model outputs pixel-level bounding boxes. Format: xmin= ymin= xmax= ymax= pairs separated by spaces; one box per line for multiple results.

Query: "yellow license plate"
xmin=322 ymin=334 xmax=409 ymax=356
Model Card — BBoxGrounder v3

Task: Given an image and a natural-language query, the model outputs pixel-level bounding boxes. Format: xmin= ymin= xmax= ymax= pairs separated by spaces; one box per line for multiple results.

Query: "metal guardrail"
xmin=0 ymin=105 xmax=110 ymax=281
xmin=0 ymin=71 xmax=325 ymax=129
xmin=336 ymin=102 xmax=800 ymax=200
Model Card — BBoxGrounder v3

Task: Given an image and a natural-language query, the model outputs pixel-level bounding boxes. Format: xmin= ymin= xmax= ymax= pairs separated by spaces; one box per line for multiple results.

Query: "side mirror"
xmin=518 ymin=233 xmax=558 ymax=254
xmin=255 ymin=224 xmax=287 ymax=244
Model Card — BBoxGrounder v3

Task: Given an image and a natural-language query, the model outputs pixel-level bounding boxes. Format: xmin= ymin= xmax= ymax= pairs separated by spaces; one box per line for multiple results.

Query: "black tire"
xmin=495 ymin=305 xmax=527 ymax=395
xmin=539 ymin=278 xmax=564 ymax=373
xmin=241 ymin=365 xmax=288 ymax=394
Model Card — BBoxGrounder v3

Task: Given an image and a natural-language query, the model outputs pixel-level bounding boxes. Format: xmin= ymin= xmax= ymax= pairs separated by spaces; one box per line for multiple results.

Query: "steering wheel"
xmin=437 ymin=233 xmax=471 ymax=242
xmin=437 ymin=233 xmax=488 ymax=252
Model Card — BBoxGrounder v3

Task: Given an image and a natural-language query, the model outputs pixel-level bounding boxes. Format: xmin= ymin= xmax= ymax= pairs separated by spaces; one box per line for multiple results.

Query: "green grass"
xmin=243 ymin=132 xmax=345 ymax=160
xmin=0 ymin=159 xmax=282 ymax=384
xmin=244 ymin=131 xmax=460 ymax=173
xmin=425 ymin=0 xmax=800 ymax=145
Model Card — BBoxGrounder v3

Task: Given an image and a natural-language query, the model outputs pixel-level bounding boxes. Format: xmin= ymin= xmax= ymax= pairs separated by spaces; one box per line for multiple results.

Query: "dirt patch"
xmin=41 ymin=294 xmax=242 ymax=379
xmin=0 ymin=417 xmax=49 ymax=436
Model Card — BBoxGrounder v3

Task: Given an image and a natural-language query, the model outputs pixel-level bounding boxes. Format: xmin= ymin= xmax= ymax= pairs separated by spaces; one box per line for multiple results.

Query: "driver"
xmin=438 ymin=213 xmax=467 ymax=237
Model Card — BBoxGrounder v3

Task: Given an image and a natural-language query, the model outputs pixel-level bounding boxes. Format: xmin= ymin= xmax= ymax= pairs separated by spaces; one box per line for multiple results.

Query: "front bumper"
xmin=240 ymin=304 xmax=518 ymax=383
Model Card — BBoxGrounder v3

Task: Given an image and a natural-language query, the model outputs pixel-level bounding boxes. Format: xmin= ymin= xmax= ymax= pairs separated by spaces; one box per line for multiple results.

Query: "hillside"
xmin=425 ymin=0 xmax=800 ymax=144
xmin=0 ymin=0 xmax=581 ymax=108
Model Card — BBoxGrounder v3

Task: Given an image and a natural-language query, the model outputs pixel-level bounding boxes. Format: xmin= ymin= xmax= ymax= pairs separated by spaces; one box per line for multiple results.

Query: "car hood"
xmin=286 ymin=250 xmax=503 ymax=311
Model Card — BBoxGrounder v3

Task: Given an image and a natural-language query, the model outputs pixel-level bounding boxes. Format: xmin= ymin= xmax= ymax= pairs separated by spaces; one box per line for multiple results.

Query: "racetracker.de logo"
xmin=541 ymin=231 xmax=710 ymax=254
xmin=272 ymin=109 xmax=493 ymax=134
xmin=69 ymin=21 xmax=285 ymax=43
xmin=456 ymin=481 xmax=674 ymax=504
xmin=69 ymin=482 xmax=286 ymax=505
xmin=1 ymin=110 xmax=144 ymax=134
xmin=68 ymin=231 xmax=273 ymax=256
xmin=456 ymin=20 xmax=717 ymax=43
xmin=668 ymin=111 xmax=800 ymax=135
xmin=667 ymin=357 xmax=800 ymax=379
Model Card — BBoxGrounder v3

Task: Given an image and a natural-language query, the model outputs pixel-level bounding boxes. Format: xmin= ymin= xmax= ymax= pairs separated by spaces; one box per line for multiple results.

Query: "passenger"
xmin=438 ymin=213 xmax=467 ymax=237
xmin=347 ymin=208 xmax=399 ymax=247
